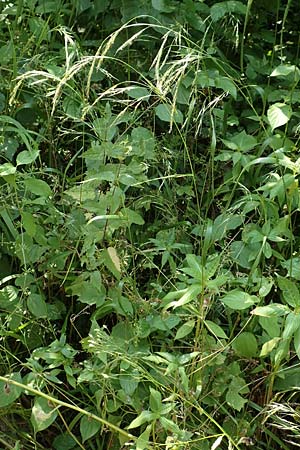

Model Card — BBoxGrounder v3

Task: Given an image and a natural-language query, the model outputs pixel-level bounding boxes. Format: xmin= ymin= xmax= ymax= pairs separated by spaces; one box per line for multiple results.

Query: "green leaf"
xmin=226 ymin=388 xmax=247 ymax=411
xmin=16 ymin=149 xmax=39 ymax=165
xmin=80 ymin=414 xmax=101 ymax=443
xmin=210 ymin=1 xmax=247 ymax=22
xmin=0 ymin=163 xmax=16 ymax=176
xmin=271 ymin=64 xmax=300 ymax=82
xmin=101 ymin=248 xmax=121 ymax=280
xmin=155 ymin=104 xmax=183 ymax=124
xmin=120 ymin=373 xmax=139 ymax=395
xmin=152 ymin=0 xmax=175 ymax=13
xmin=0 ymin=373 xmax=23 ymax=407
xmin=31 ymin=397 xmax=58 ymax=433
xmin=251 ymin=304 xmax=289 ymax=317
xmin=136 ymin=424 xmax=152 ymax=450
xmin=204 ymin=320 xmax=228 ymax=339
xmin=164 ymin=284 xmax=202 ymax=310
xmin=277 ymin=276 xmax=300 ymax=307
xmin=121 ymin=208 xmax=145 ymax=226
xmin=53 ymin=433 xmax=76 ymax=450
xmin=21 ymin=211 xmax=37 ymax=237
xmin=260 ymin=337 xmax=281 ymax=357
xmin=232 ymin=332 xmax=258 ymax=358
xmin=294 ymin=326 xmax=300 ymax=360
xmin=282 ymin=258 xmax=300 ymax=280
xmin=215 ymin=76 xmax=237 ymax=99
xmin=127 ymin=87 xmax=150 ymax=100
xmin=267 ymin=103 xmax=292 ymax=131
xmin=223 ymin=130 xmax=257 ymax=152
xmin=127 ymin=410 xmax=155 ymax=429
xmin=27 ymin=293 xmax=48 ymax=318
xmin=282 ymin=312 xmax=300 ymax=340
xmin=149 ymin=388 xmax=162 ymax=413
xmin=24 ymin=178 xmax=51 ymax=197
xmin=222 ymin=290 xmax=257 ymax=310
xmin=226 ymin=375 xmax=249 ymax=411
xmin=175 ymin=320 xmax=195 ymax=340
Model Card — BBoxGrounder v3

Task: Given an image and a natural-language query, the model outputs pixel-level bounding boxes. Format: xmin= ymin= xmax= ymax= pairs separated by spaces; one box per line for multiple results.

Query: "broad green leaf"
xmin=21 ymin=211 xmax=37 ymax=237
xmin=175 ymin=320 xmax=195 ymax=340
xmin=127 ymin=87 xmax=150 ymax=100
xmin=127 ymin=410 xmax=155 ymax=429
xmin=16 ymin=149 xmax=39 ymax=165
xmin=226 ymin=374 xmax=249 ymax=411
xmin=232 ymin=332 xmax=258 ymax=358
xmin=31 ymin=397 xmax=58 ymax=432
xmin=165 ymin=284 xmax=202 ymax=310
xmin=24 ymin=178 xmax=51 ymax=197
xmin=182 ymin=254 xmax=203 ymax=279
xmin=259 ymin=316 xmax=281 ymax=338
xmin=260 ymin=337 xmax=281 ymax=357
xmin=282 ymin=312 xmax=300 ymax=340
xmin=0 ymin=373 xmax=23 ymax=407
xmin=225 ymin=387 xmax=247 ymax=411
xmin=215 ymin=76 xmax=237 ymax=99
xmin=210 ymin=1 xmax=247 ymax=22
xmin=80 ymin=414 xmax=101 ymax=443
xmin=160 ymin=416 xmax=180 ymax=433
xmin=282 ymin=258 xmax=300 ymax=280
xmin=223 ymin=130 xmax=257 ymax=152
xmin=149 ymin=388 xmax=162 ymax=413
xmin=120 ymin=374 xmax=139 ymax=395
xmin=277 ymin=276 xmax=300 ymax=307
xmin=204 ymin=320 xmax=228 ymax=339
xmin=251 ymin=304 xmax=289 ymax=317
xmin=271 ymin=64 xmax=300 ymax=82
xmin=222 ymin=290 xmax=257 ymax=310
xmin=155 ymin=104 xmax=183 ymax=124
xmin=27 ymin=293 xmax=48 ymax=318
xmin=121 ymin=208 xmax=144 ymax=226
xmin=152 ymin=0 xmax=175 ymax=13
xmin=274 ymin=339 xmax=290 ymax=366
xmin=136 ymin=424 xmax=151 ymax=450
xmin=267 ymin=103 xmax=292 ymax=131
xmin=53 ymin=433 xmax=76 ymax=450
xmin=0 ymin=163 xmax=16 ymax=176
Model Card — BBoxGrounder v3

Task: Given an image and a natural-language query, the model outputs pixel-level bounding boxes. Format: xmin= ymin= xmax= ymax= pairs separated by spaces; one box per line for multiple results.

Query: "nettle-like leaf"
xmin=267 ymin=103 xmax=292 ymax=131
xmin=225 ymin=375 xmax=249 ymax=411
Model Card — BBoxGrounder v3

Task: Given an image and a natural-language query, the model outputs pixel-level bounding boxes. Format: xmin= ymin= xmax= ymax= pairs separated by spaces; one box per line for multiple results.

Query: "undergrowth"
xmin=1 ymin=1 xmax=300 ymax=449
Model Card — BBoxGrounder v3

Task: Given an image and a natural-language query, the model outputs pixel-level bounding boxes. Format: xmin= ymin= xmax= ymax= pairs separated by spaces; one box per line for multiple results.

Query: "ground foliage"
xmin=0 ymin=0 xmax=300 ymax=449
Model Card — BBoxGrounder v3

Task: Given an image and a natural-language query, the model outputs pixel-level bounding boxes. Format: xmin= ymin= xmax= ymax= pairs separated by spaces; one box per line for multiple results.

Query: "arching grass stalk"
xmin=0 ymin=376 xmax=135 ymax=442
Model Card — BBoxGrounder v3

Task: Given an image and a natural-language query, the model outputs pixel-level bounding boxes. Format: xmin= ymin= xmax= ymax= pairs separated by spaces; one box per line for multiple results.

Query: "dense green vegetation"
xmin=1 ymin=0 xmax=300 ymax=448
